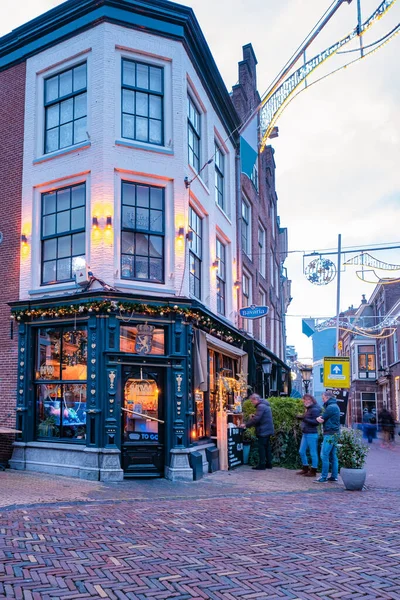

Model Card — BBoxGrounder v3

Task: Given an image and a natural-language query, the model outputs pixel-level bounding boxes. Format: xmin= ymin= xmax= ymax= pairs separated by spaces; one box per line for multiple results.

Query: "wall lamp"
xmin=212 ymin=260 xmax=219 ymax=270
xmin=21 ymin=234 xmax=28 ymax=245
xmin=234 ymin=280 xmax=240 ymax=290
xmin=106 ymin=216 xmax=112 ymax=229
xmin=177 ymin=227 xmax=185 ymax=240
xmin=92 ymin=216 xmax=99 ymax=229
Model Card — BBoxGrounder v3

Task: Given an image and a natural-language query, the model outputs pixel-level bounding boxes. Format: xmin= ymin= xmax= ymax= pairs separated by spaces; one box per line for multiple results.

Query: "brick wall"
xmin=0 ymin=62 xmax=25 ymax=461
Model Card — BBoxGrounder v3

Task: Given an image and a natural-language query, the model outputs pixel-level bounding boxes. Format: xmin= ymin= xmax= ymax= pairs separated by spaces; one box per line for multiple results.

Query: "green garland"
xmin=10 ymin=300 xmax=243 ymax=345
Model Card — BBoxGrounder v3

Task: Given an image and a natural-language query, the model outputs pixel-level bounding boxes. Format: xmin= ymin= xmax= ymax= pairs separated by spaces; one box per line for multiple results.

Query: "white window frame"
xmin=242 ymin=271 xmax=252 ymax=333
xmin=393 ymin=330 xmax=399 ymax=363
xmin=258 ymin=224 xmax=265 ymax=277
xmin=214 ymin=141 xmax=225 ymax=211
xmin=188 ymin=94 xmax=201 ymax=172
xmin=241 ymin=198 xmax=251 ymax=258
xmin=259 ymin=288 xmax=266 ymax=344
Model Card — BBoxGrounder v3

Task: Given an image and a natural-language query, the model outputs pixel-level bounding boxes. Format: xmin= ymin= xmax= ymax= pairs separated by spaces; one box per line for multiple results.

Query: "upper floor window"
xmin=242 ymin=272 xmax=251 ymax=332
xmin=251 ymin=162 xmax=259 ymax=192
xmin=259 ymin=288 xmax=266 ymax=344
xmin=44 ymin=63 xmax=87 ymax=154
xmin=241 ymin=198 xmax=251 ymax=257
xmin=394 ymin=330 xmax=399 ymax=363
xmin=41 ymin=183 xmax=86 ymax=284
xmin=215 ymin=142 xmax=225 ymax=210
xmin=121 ymin=181 xmax=164 ymax=283
xmin=358 ymin=345 xmax=376 ymax=379
xmin=216 ymin=239 xmax=226 ymax=316
xmin=258 ymin=225 xmax=265 ymax=276
xmin=122 ymin=59 xmax=164 ymax=145
xmin=188 ymin=96 xmax=200 ymax=171
xmin=189 ymin=207 xmax=202 ymax=299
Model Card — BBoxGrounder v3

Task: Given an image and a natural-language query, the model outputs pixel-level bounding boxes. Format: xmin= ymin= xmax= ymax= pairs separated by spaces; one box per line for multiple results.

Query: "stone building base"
xmin=9 ymin=442 xmax=124 ymax=481
xmin=165 ymin=443 xmax=217 ymax=481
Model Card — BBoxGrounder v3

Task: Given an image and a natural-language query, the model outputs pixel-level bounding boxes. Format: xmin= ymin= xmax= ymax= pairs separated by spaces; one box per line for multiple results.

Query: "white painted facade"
xmin=20 ymin=22 xmax=238 ymax=324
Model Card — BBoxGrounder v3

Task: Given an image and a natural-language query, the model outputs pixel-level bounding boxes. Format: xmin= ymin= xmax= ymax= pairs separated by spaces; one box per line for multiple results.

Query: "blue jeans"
xmin=299 ymin=433 xmax=319 ymax=468
xmin=321 ymin=435 xmax=338 ymax=480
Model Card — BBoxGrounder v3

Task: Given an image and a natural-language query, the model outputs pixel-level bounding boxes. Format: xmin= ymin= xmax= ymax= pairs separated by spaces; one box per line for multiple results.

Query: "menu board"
xmin=228 ymin=427 xmax=243 ymax=469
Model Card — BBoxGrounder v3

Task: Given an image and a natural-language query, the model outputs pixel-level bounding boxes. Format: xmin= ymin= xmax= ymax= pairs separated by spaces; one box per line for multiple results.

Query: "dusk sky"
xmin=1 ymin=0 xmax=399 ymax=362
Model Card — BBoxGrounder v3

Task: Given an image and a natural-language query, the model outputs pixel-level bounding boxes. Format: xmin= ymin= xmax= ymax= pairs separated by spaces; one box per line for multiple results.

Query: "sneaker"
xmin=314 ymin=477 xmax=328 ymax=483
xmin=327 ymin=477 xmax=338 ymax=482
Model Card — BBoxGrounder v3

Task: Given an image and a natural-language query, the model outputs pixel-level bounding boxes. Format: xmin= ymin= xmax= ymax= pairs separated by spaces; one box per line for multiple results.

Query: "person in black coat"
xmin=244 ymin=393 xmax=274 ymax=470
xmin=296 ymin=394 xmax=321 ymax=477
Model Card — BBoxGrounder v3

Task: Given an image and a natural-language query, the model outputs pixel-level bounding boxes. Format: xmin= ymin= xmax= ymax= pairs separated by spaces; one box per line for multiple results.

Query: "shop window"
xmin=358 ymin=345 xmax=376 ymax=379
xmin=361 ymin=392 xmax=377 ymax=423
xmin=120 ymin=325 xmax=165 ymax=355
xmin=35 ymin=327 xmax=87 ymax=441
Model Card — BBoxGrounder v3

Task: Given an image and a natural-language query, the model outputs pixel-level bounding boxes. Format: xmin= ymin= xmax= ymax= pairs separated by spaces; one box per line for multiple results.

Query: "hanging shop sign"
xmin=323 ymin=356 xmax=350 ymax=389
xmin=239 ymin=305 xmax=269 ymax=319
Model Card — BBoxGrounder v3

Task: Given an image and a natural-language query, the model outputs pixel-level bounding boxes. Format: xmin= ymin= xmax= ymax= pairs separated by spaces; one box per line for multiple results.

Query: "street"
xmin=1 ymin=443 xmax=400 ymax=600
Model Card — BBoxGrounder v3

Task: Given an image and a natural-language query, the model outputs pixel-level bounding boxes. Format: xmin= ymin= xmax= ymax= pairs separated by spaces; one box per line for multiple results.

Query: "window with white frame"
xmin=44 ymin=63 xmax=87 ymax=154
xmin=393 ymin=330 xmax=399 ymax=363
xmin=270 ymin=253 xmax=274 ymax=287
xmin=258 ymin=225 xmax=265 ymax=277
xmin=121 ymin=59 xmax=164 ymax=145
xmin=216 ymin=239 xmax=226 ymax=316
xmin=189 ymin=207 xmax=202 ymax=299
xmin=41 ymin=183 xmax=86 ymax=284
xmin=188 ymin=95 xmax=200 ymax=171
xmin=121 ymin=181 xmax=164 ymax=283
xmin=251 ymin=162 xmax=259 ymax=192
xmin=259 ymin=289 xmax=266 ymax=344
xmin=270 ymin=202 xmax=275 ymax=238
xmin=357 ymin=345 xmax=376 ymax=379
xmin=215 ymin=142 xmax=224 ymax=210
xmin=242 ymin=272 xmax=252 ymax=332
xmin=241 ymin=198 xmax=251 ymax=257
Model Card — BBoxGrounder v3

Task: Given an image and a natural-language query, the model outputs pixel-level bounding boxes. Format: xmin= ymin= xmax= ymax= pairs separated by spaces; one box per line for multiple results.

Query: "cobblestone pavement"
xmin=1 ymin=488 xmax=400 ymax=599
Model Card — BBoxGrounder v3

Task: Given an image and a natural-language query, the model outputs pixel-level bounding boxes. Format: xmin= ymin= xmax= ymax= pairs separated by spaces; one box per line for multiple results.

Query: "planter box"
xmin=340 ymin=467 xmax=366 ymax=491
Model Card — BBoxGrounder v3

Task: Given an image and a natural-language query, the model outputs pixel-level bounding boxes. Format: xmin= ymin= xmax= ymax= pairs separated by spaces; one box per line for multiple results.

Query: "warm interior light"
xmin=177 ymin=227 xmax=185 ymax=240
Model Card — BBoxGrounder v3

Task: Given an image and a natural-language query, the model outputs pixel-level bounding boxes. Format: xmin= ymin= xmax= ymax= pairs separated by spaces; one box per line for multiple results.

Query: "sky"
xmin=1 ymin=0 xmax=399 ymax=363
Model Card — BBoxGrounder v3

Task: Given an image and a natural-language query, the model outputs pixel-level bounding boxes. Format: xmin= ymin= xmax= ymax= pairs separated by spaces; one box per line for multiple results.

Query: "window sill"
xmin=188 ymin=163 xmax=210 ymax=194
xmin=116 ymin=280 xmax=175 ymax=295
xmin=33 ymin=141 xmax=91 ymax=164
xmin=116 ymin=139 xmax=174 ymax=155
xmin=29 ymin=282 xmax=79 ymax=296
xmin=215 ymin=201 xmax=232 ymax=224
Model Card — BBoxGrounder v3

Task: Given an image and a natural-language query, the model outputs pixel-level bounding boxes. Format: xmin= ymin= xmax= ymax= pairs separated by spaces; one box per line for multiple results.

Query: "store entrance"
xmin=121 ymin=366 xmax=165 ymax=477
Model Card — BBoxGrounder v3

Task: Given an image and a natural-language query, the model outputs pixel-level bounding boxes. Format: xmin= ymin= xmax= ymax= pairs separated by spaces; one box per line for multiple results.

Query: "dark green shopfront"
xmin=9 ymin=292 xmax=290 ymax=481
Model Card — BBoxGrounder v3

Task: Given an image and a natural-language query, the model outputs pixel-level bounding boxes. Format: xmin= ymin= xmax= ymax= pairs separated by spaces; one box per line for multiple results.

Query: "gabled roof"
xmin=0 ymin=0 xmax=240 ymax=142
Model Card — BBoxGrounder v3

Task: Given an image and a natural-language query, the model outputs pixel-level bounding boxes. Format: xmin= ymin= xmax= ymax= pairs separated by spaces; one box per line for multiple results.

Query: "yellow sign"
xmin=323 ymin=356 xmax=350 ymax=389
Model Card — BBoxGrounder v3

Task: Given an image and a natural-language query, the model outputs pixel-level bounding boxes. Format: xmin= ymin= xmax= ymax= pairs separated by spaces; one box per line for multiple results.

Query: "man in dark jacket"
xmin=244 ymin=394 xmax=274 ymax=470
xmin=315 ymin=390 xmax=340 ymax=483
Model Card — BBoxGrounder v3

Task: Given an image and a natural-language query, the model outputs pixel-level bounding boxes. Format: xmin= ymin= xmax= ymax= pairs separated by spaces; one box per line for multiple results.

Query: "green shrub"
xmin=336 ymin=428 xmax=369 ymax=469
xmin=242 ymin=397 xmax=305 ymax=469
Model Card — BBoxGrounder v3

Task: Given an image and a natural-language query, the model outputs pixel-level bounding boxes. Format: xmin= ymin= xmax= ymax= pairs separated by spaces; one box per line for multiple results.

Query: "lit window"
xmin=44 ymin=63 xmax=87 ymax=154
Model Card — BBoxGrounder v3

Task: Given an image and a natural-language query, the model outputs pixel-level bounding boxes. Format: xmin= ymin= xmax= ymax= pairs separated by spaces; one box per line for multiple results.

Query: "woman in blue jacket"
xmin=296 ymin=394 xmax=321 ymax=477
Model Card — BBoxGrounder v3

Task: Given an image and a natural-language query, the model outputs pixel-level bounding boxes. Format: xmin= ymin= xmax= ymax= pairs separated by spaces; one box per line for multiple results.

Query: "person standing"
xmin=379 ymin=408 xmax=395 ymax=443
xmin=244 ymin=393 xmax=274 ymax=470
xmin=362 ymin=408 xmax=376 ymax=444
xmin=296 ymin=394 xmax=321 ymax=477
xmin=315 ymin=390 xmax=340 ymax=483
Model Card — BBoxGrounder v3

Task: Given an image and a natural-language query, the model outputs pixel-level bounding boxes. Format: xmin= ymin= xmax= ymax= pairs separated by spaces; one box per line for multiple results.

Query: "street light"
xmin=299 ymin=364 xmax=313 ymax=394
xmin=261 ymin=358 xmax=272 ymax=399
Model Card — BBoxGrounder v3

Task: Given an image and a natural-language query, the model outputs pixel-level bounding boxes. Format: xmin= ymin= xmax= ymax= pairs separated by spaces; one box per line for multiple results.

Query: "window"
xmin=121 ymin=59 xmax=163 ymax=145
xmin=358 ymin=345 xmax=376 ymax=379
xmin=242 ymin=272 xmax=250 ymax=308
xmin=120 ymin=325 xmax=165 ymax=354
xmin=258 ymin=225 xmax=265 ymax=276
xmin=251 ymin=162 xmax=259 ymax=192
xmin=189 ymin=207 xmax=202 ymax=299
xmin=395 ymin=377 xmax=400 ymax=422
xmin=188 ymin=96 xmax=200 ymax=171
xmin=216 ymin=239 xmax=226 ymax=316
xmin=41 ymin=183 xmax=86 ymax=285
xmin=121 ymin=181 xmax=164 ymax=283
xmin=35 ymin=327 xmax=87 ymax=441
xmin=393 ymin=330 xmax=399 ymax=363
xmin=215 ymin=142 xmax=224 ymax=210
xmin=241 ymin=198 xmax=251 ymax=257
xmin=44 ymin=63 xmax=87 ymax=154
xmin=259 ymin=289 xmax=266 ymax=344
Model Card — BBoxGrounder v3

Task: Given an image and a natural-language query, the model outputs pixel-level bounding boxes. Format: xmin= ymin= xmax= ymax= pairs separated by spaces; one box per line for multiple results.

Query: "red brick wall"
xmin=0 ymin=62 xmax=25 ymax=461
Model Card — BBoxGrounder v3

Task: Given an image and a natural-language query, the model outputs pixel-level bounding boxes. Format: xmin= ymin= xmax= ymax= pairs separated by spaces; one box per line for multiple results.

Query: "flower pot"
xmin=243 ymin=443 xmax=251 ymax=465
xmin=340 ymin=467 xmax=366 ymax=491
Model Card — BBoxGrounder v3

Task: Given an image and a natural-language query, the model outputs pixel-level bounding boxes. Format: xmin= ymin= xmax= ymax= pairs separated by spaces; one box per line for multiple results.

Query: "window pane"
xmin=43 ymin=214 xmax=56 ymax=237
xmin=57 ymin=257 xmax=71 ymax=280
xmin=149 ymin=258 xmax=162 ymax=281
xmin=122 ymin=89 xmax=135 ymax=113
xmin=149 ymin=120 xmax=162 ymax=145
xmin=122 ymin=206 xmax=136 ymax=229
xmin=121 ymin=255 xmax=134 ymax=278
xmin=123 ymin=60 xmax=136 ymax=87
xmin=137 ymin=186 xmax=149 ymax=207
xmin=45 ymin=76 xmax=59 ymax=103
xmin=57 ymin=188 xmax=71 ymax=212
xmin=135 ymin=233 xmax=149 ymax=255
xmin=46 ymin=104 xmax=59 ymax=129
xmin=149 ymin=95 xmax=162 ymax=119
xmin=43 ymin=238 xmax=57 ymax=261
xmin=122 ymin=231 xmax=135 ymax=254
xmin=72 ymin=233 xmax=85 ymax=256
xmin=150 ymin=210 xmax=163 ymax=232
xmin=149 ymin=67 xmax=162 ymax=92
xmin=60 ymin=122 xmax=73 ymax=148
xmin=61 ymin=384 xmax=87 ymax=440
xmin=57 ymin=211 xmax=70 ymax=234
xmin=60 ymin=98 xmax=73 ymax=124
xmin=57 ymin=235 xmax=71 ymax=259
xmin=122 ymin=114 xmax=135 ymax=139
xmin=136 ymin=257 xmax=149 ymax=279
xmin=35 ymin=329 xmax=61 ymax=380
xmin=122 ymin=183 xmax=135 ymax=206
xmin=150 ymin=187 xmax=163 ymax=209
xmin=136 ymin=208 xmax=149 ymax=230
xmin=74 ymin=93 xmax=87 ymax=119
xmin=42 ymin=261 xmax=56 ymax=284
xmin=36 ymin=384 xmax=61 ymax=439
xmin=45 ymin=129 xmax=59 ymax=154
xmin=71 ymin=207 xmax=85 ymax=230
xmin=137 ymin=63 xmax=149 ymax=89
xmin=59 ymin=70 xmax=73 ymax=97
xmin=74 ymin=117 xmax=87 ymax=144
xmin=73 ymin=64 xmax=87 ymax=92
xmin=136 ymin=116 xmax=148 ymax=141
xmin=62 ymin=329 xmax=88 ymax=381
xmin=136 ymin=92 xmax=148 ymax=117
xmin=149 ymin=236 xmax=162 ymax=258
xmin=71 ymin=185 xmax=85 ymax=208
xmin=43 ymin=192 xmax=56 ymax=215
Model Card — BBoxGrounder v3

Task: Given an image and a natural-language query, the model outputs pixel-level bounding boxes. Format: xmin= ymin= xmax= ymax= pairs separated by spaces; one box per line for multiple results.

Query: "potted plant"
xmin=336 ymin=428 xmax=369 ymax=491
xmin=242 ymin=427 xmax=256 ymax=464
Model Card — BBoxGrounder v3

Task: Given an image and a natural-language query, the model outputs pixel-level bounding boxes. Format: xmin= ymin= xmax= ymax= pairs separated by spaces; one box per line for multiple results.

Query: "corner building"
xmin=3 ymin=0 xmax=253 ymax=481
